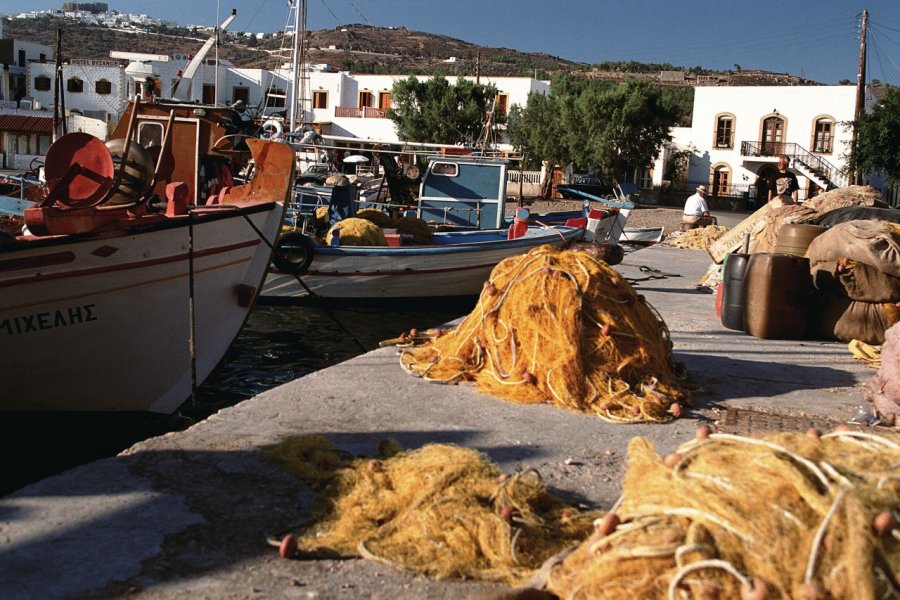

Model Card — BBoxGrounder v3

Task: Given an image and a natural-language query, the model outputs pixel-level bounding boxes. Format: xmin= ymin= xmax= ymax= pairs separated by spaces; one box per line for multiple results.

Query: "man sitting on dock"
xmin=682 ymin=185 xmax=718 ymax=230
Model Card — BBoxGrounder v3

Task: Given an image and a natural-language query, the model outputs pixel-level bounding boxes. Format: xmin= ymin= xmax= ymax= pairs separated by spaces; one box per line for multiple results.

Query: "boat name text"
xmin=0 ymin=304 xmax=97 ymax=335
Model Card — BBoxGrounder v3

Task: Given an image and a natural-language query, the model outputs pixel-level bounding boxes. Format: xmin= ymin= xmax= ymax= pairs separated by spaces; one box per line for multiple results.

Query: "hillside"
xmin=3 ymin=15 xmax=819 ymax=84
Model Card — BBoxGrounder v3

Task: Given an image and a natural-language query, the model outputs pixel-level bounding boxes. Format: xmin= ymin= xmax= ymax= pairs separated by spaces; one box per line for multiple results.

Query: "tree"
xmin=561 ymin=79 xmax=680 ymax=181
xmin=847 ymin=87 xmax=900 ymax=186
xmin=386 ymin=76 xmax=500 ymax=145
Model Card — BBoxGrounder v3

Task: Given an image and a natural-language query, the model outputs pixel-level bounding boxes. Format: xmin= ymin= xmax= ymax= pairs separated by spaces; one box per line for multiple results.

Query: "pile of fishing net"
xmin=357 ymin=209 xmax=435 ymax=244
xmin=266 ymin=436 xmax=598 ymax=583
xmin=399 ymin=245 xmax=690 ymax=423
xmin=540 ymin=429 xmax=900 ymax=599
xmin=356 ymin=207 xmax=394 ymax=227
xmin=806 ymin=184 xmax=885 ymax=213
xmin=666 ymin=225 xmax=728 ymax=250
xmin=326 ymin=217 xmax=387 ymax=246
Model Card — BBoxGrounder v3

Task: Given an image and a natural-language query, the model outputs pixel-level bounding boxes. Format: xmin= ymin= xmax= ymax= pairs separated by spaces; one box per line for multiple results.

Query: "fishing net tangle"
xmin=266 ymin=436 xmax=599 ymax=584
xmin=666 ymin=225 xmax=729 ymax=250
xmin=399 ymin=245 xmax=690 ymax=423
xmin=544 ymin=430 xmax=900 ymax=600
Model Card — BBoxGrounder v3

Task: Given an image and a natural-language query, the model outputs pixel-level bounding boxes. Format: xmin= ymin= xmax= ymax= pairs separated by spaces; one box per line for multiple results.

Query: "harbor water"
xmin=1 ymin=299 xmax=474 ymax=496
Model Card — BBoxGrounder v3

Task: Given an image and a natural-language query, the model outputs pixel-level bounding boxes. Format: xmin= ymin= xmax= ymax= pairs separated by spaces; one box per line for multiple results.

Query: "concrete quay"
xmin=0 ymin=214 xmax=881 ymax=600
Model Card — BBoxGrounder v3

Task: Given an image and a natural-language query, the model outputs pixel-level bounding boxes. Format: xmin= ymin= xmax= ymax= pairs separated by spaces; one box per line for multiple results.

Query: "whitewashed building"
xmin=653 ymin=85 xmax=864 ymax=206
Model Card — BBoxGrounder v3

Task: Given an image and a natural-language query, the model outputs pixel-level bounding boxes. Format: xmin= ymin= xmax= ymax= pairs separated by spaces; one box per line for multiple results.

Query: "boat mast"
xmin=852 ymin=9 xmax=868 ymax=185
xmin=288 ymin=0 xmax=308 ymax=132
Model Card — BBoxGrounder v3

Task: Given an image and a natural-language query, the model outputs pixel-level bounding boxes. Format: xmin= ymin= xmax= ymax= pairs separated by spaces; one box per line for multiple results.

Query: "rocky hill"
xmin=3 ymin=15 xmax=819 ymax=84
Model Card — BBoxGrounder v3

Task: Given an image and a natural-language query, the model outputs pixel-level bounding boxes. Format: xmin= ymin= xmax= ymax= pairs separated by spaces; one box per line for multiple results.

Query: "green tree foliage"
xmin=507 ymin=91 xmax=564 ymax=170
xmin=848 ymin=86 xmax=900 ymax=186
xmin=386 ymin=76 xmax=500 ymax=145
xmin=510 ymin=76 xmax=682 ymax=182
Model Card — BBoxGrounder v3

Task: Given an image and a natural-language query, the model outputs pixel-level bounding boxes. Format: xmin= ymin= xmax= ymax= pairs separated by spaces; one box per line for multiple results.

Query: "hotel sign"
xmin=70 ymin=59 xmax=120 ymax=67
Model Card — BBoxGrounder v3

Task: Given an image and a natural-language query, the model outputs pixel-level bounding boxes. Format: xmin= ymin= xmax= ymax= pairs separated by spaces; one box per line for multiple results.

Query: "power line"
xmin=347 ymin=0 xmax=371 ymax=25
xmin=318 ymin=0 xmax=343 ymax=26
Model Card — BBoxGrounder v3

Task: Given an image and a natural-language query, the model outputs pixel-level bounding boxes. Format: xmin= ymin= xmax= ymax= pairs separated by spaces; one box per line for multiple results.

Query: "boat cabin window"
xmin=137 ymin=122 xmax=164 ymax=148
xmin=431 ymin=162 xmax=459 ymax=177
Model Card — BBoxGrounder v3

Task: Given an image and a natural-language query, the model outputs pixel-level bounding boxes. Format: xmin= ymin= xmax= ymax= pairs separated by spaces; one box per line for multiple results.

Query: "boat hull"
xmin=0 ymin=204 xmax=283 ymax=413
xmin=263 ymin=226 xmax=584 ymax=299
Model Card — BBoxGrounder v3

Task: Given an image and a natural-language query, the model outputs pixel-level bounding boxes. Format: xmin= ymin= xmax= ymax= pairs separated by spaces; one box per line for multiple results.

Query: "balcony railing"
xmin=740 ymin=141 xmax=847 ymax=188
xmin=335 ymin=106 xmax=386 ymax=119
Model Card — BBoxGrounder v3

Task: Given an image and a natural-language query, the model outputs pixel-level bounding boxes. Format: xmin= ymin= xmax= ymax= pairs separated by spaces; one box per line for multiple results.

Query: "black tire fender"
xmin=272 ymin=231 xmax=315 ymax=275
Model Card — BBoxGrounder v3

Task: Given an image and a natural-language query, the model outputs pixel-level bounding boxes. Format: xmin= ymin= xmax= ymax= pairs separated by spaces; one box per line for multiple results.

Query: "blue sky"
xmin=2 ymin=0 xmax=899 ymax=84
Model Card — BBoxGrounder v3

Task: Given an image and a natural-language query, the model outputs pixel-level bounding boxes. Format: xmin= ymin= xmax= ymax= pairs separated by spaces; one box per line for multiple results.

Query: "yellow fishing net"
xmin=399 ymin=245 xmax=689 ymax=423
xmin=326 ymin=217 xmax=387 ymax=246
xmin=356 ymin=207 xmax=395 ymax=228
xmin=667 ymin=225 xmax=729 ymax=250
xmin=545 ymin=430 xmax=900 ymax=599
xmin=396 ymin=215 xmax=434 ymax=244
xmin=266 ymin=436 xmax=599 ymax=583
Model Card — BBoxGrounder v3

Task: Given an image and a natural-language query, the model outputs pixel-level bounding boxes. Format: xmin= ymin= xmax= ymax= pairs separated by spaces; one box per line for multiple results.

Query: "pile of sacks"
xmin=807 ymin=220 xmax=900 ymax=345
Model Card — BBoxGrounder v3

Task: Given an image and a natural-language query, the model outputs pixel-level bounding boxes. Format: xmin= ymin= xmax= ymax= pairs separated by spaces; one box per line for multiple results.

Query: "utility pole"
xmin=851 ymin=9 xmax=868 ymax=185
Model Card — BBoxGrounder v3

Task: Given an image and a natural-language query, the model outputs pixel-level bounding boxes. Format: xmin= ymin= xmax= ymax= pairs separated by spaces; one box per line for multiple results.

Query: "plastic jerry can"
xmin=743 ymin=253 xmax=814 ymax=339
xmin=721 ymin=252 xmax=750 ymax=331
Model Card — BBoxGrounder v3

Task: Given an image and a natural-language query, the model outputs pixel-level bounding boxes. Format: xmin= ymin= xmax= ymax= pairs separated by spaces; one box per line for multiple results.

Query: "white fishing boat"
xmin=264 ymin=224 xmax=584 ymax=299
xmin=0 ymin=101 xmax=294 ymax=413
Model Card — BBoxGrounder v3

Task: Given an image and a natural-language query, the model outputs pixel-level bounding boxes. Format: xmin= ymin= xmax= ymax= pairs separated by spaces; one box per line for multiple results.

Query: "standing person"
xmin=682 ymin=185 xmax=717 ymax=229
xmin=768 ymin=155 xmax=799 ymax=202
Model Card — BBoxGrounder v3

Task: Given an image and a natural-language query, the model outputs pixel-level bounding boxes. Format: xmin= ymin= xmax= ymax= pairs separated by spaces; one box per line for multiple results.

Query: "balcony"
xmin=335 ymin=106 xmax=386 ymax=119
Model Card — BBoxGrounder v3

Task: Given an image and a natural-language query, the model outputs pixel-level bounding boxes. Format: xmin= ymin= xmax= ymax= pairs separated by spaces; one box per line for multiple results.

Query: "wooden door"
xmin=762 ymin=117 xmax=784 ymax=155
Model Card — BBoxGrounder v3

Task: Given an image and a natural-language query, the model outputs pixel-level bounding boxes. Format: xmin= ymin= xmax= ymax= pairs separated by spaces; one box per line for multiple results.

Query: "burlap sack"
xmin=806 ymin=220 xmax=900 ymax=278
xmin=810 ymin=259 xmax=900 ymax=303
xmin=807 ymin=291 xmax=900 ymax=345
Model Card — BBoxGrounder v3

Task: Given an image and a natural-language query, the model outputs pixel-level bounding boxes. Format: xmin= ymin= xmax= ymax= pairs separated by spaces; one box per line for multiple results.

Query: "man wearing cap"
xmin=682 ymin=185 xmax=717 ymax=229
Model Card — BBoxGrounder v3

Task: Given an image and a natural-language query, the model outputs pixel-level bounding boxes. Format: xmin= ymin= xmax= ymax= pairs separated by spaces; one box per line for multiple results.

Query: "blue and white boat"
xmin=263 ymin=224 xmax=584 ymax=299
xmin=263 ymin=155 xmax=587 ymax=299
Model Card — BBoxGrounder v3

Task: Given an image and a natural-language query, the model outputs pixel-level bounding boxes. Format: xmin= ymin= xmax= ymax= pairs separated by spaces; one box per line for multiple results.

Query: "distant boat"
xmin=0 ymin=101 xmax=294 ymax=413
xmin=619 ymin=226 xmax=666 ymax=246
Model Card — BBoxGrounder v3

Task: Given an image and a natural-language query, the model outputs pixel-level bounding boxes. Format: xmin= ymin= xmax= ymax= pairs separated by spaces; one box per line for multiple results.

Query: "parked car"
xmin=558 ymin=174 xmax=616 ymax=199
xmin=296 ymin=163 xmax=330 ymax=185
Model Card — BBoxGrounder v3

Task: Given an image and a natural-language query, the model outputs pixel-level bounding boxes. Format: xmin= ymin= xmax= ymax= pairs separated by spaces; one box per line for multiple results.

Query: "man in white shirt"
xmin=682 ymin=185 xmax=718 ymax=229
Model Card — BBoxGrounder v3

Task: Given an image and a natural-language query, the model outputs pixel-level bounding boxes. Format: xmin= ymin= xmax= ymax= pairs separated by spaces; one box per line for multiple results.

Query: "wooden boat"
xmin=263 ymin=225 xmax=584 ymax=299
xmin=0 ymin=100 xmax=294 ymax=413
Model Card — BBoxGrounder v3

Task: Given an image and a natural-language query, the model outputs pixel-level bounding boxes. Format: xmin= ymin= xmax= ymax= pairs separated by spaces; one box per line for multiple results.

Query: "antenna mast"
xmin=288 ymin=0 xmax=308 ymax=132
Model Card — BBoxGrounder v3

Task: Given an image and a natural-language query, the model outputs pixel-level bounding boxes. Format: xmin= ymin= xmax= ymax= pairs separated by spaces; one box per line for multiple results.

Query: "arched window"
xmin=712 ymin=163 xmax=731 ymax=197
xmin=66 ymin=77 xmax=84 ymax=93
xmin=714 ymin=113 xmax=735 ymax=149
xmin=95 ymin=79 xmax=112 ymax=95
xmin=34 ymin=75 xmax=51 ymax=91
xmin=812 ymin=116 xmax=834 ymax=153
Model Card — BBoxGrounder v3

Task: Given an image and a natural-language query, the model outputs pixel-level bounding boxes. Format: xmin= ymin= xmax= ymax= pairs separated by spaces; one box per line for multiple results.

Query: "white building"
xmin=654 ymin=85 xmax=863 ymax=206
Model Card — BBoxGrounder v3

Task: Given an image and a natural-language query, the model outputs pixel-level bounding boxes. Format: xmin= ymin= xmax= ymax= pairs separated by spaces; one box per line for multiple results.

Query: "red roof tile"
xmin=0 ymin=115 xmax=53 ymax=134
